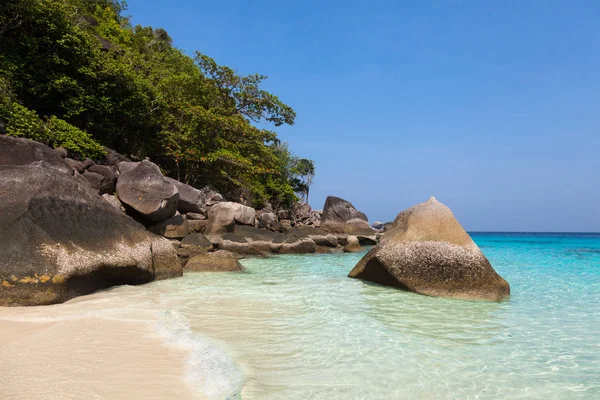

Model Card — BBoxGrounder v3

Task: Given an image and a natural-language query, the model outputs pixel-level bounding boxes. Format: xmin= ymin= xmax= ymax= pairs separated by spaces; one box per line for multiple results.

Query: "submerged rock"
xmin=0 ymin=163 xmax=182 ymax=306
xmin=348 ymin=197 xmax=510 ymax=302
xmin=185 ymin=250 xmax=245 ymax=272
xmin=320 ymin=196 xmax=372 ymax=234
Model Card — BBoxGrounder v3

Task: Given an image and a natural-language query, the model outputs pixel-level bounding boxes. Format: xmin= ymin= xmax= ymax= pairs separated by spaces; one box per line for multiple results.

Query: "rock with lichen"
xmin=348 ymin=197 xmax=510 ymax=302
xmin=0 ymin=163 xmax=181 ymax=306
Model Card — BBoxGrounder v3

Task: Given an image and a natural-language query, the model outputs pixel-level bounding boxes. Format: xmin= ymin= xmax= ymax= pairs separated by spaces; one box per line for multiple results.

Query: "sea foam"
xmin=156 ymin=308 xmax=245 ymax=400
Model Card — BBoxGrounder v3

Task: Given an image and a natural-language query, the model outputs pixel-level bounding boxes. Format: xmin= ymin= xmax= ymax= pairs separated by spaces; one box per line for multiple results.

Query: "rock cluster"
xmin=0 ymin=136 xmax=512 ymax=306
xmin=0 ymin=135 xmax=383 ymax=306
xmin=0 ymin=157 xmax=181 ymax=306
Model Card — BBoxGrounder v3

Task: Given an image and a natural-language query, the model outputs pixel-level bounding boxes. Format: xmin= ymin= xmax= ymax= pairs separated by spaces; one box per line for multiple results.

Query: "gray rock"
xmin=116 ymin=160 xmax=179 ymax=224
xmin=82 ymin=158 xmax=95 ymax=169
xmin=116 ymin=161 xmax=140 ymax=174
xmin=344 ymin=237 xmax=364 ymax=253
xmin=151 ymin=237 xmax=183 ymax=281
xmin=356 ymin=235 xmax=378 ymax=246
xmin=371 ymin=221 xmax=385 ymax=230
xmin=320 ymin=196 xmax=372 ymax=234
xmin=205 ymin=202 xmax=256 ymax=236
xmin=54 ymin=147 xmax=68 ymax=159
xmin=88 ymin=164 xmax=117 ymax=183
xmin=218 ymin=233 xmax=268 ymax=256
xmin=371 ymin=221 xmax=392 ymax=232
xmin=149 ymin=214 xmax=189 ymax=239
xmin=83 ymin=170 xmax=113 ymax=195
xmin=277 ymin=209 xmax=290 ymax=220
xmin=273 ymin=234 xmax=317 ymax=254
xmin=256 ymin=209 xmax=278 ymax=230
xmin=283 ymin=226 xmax=338 ymax=248
xmin=102 ymin=193 xmax=125 ymax=212
xmin=348 ymin=197 xmax=510 ymax=302
xmin=293 ymin=202 xmax=312 ymax=220
xmin=280 ymin=219 xmax=293 ymax=231
xmin=103 ymin=148 xmax=130 ymax=166
xmin=185 ymin=250 xmax=245 ymax=272
xmin=167 ymin=179 xmax=223 ymax=215
xmin=187 ymin=212 xmax=206 ymax=220
xmin=188 ymin=219 xmax=208 ymax=233
xmin=180 ymin=233 xmax=213 ymax=251
xmin=0 ymin=163 xmax=181 ymax=306
xmin=0 ymin=135 xmax=71 ymax=174
xmin=65 ymin=158 xmax=86 ymax=174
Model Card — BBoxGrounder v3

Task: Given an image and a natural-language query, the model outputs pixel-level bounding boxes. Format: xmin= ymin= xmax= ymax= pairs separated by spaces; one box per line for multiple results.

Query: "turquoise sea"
xmin=4 ymin=233 xmax=600 ymax=399
xmin=157 ymin=232 xmax=600 ymax=399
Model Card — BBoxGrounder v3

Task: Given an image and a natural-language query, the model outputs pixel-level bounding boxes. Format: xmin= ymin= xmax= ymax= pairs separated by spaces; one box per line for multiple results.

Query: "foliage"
xmin=45 ymin=116 xmax=106 ymax=159
xmin=0 ymin=0 xmax=312 ymax=208
xmin=1 ymin=102 xmax=45 ymax=141
xmin=292 ymin=158 xmax=316 ymax=203
xmin=0 ymin=76 xmax=105 ymax=158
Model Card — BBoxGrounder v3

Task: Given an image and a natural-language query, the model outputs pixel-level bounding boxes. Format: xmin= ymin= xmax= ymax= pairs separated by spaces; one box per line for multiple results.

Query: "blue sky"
xmin=126 ymin=0 xmax=600 ymax=232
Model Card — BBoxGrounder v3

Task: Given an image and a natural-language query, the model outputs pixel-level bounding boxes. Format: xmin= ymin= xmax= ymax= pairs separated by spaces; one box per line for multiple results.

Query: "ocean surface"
xmin=2 ymin=232 xmax=600 ymax=399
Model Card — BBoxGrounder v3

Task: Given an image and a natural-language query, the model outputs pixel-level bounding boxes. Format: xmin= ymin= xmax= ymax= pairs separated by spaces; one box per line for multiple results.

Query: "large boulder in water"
xmin=348 ymin=197 xmax=510 ymax=302
xmin=116 ymin=160 xmax=179 ymax=224
xmin=166 ymin=179 xmax=223 ymax=215
xmin=0 ymin=163 xmax=182 ymax=306
xmin=320 ymin=196 xmax=372 ymax=234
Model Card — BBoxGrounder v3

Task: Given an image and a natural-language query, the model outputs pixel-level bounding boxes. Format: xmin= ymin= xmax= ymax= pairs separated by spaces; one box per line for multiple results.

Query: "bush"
xmin=1 ymin=103 xmax=46 ymax=141
xmin=0 ymin=101 xmax=106 ymax=159
xmin=45 ymin=116 xmax=106 ymax=159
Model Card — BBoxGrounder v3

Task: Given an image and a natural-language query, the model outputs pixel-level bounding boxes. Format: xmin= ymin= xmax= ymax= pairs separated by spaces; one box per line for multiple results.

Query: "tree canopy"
xmin=0 ymin=0 xmax=313 ymax=210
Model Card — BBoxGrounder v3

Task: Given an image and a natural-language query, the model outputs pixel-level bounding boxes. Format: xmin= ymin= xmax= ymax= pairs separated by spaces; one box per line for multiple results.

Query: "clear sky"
xmin=126 ymin=0 xmax=600 ymax=232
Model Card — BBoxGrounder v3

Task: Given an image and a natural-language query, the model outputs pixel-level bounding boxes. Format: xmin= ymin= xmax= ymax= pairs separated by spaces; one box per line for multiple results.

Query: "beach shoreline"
xmin=0 ymin=310 xmax=204 ymax=399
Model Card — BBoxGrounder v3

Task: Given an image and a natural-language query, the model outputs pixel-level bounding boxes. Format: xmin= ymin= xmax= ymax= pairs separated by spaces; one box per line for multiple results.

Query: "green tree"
xmin=0 ymin=0 xmax=313 ymax=209
xmin=292 ymin=158 xmax=315 ymax=203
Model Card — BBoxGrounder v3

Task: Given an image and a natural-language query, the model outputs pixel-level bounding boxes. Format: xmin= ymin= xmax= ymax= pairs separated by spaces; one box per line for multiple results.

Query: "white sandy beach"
xmin=0 ymin=308 xmax=202 ymax=399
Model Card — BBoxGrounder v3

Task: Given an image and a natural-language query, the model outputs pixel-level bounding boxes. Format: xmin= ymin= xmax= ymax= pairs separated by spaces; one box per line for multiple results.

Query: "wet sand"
xmin=0 ymin=318 xmax=202 ymax=400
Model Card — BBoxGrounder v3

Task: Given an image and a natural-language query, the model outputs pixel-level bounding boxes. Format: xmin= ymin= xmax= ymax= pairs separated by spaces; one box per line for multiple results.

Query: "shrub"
xmin=1 ymin=103 xmax=46 ymax=141
xmin=44 ymin=116 xmax=106 ymax=159
xmin=0 ymin=100 xmax=106 ymax=159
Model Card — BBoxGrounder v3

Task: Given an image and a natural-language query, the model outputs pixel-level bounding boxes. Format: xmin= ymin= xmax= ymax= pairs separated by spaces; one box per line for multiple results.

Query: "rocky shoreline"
xmin=1 ymin=134 xmax=510 ymax=306
xmin=0 ymin=135 xmax=381 ymax=306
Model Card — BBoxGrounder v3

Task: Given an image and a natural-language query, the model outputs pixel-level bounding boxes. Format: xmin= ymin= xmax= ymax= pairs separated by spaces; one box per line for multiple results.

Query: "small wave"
xmin=156 ymin=309 xmax=245 ymax=400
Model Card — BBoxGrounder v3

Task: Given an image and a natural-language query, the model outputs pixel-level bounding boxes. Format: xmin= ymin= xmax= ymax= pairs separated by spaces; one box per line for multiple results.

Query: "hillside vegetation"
xmin=0 ymin=0 xmax=313 ymax=209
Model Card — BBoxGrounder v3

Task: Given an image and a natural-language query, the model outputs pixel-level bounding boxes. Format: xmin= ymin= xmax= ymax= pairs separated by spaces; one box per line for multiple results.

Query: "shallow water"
xmin=2 ymin=233 xmax=600 ymax=399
